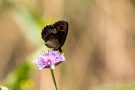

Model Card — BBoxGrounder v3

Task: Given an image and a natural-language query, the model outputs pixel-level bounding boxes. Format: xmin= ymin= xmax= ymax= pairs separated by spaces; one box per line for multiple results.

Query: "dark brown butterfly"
xmin=41 ymin=20 xmax=68 ymax=52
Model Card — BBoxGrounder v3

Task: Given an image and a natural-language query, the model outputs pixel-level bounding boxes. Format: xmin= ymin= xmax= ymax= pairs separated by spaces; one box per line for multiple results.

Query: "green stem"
xmin=50 ymin=69 xmax=58 ymax=90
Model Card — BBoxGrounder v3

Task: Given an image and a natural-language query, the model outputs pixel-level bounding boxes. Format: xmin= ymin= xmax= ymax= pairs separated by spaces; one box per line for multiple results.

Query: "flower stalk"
xmin=50 ymin=69 xmax=58 ymax=90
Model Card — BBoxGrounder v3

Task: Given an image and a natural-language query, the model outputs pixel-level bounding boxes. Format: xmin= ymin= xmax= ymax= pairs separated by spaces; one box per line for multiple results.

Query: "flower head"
xmin=34 ymin=50 xmax=66 ymax=70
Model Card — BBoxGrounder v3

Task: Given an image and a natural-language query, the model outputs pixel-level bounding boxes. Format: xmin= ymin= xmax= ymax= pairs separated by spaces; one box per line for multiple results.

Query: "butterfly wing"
xmin=53 ymin=20 xmax=68 ymax=48
xmin=41 ymin=24 xmax=60 ymax=49
xmin=41 ymin=25 xmax=57 ymax=42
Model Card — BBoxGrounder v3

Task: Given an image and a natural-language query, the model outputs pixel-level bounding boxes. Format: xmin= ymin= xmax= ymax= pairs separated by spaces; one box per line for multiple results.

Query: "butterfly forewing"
xmin=53 ymin=20 xmax=68 ymax=47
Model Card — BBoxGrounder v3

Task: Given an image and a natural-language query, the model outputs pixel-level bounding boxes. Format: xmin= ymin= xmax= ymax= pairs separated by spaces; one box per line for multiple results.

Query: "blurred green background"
xmin=0 ymin=0 xmax=135 ymax=90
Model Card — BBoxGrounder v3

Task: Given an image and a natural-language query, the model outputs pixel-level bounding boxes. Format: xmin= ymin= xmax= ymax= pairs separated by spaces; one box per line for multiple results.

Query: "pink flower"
xmin=34 ymin=50 xmax=66 ymax=70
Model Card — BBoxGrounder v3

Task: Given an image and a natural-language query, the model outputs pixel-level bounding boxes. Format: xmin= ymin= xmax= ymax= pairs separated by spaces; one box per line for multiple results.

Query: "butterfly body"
xmin=41 ymin=20 xmax=68 ymax=52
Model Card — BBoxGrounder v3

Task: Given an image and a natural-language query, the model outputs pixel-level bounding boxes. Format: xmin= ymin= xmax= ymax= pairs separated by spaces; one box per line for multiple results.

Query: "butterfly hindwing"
xmin=41 ymin=25 xmax=57 ymax=42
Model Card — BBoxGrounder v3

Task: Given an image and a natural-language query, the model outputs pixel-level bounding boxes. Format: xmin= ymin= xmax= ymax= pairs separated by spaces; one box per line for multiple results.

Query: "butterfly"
xmin=41 ymin=20 xmax=68 ymax=52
